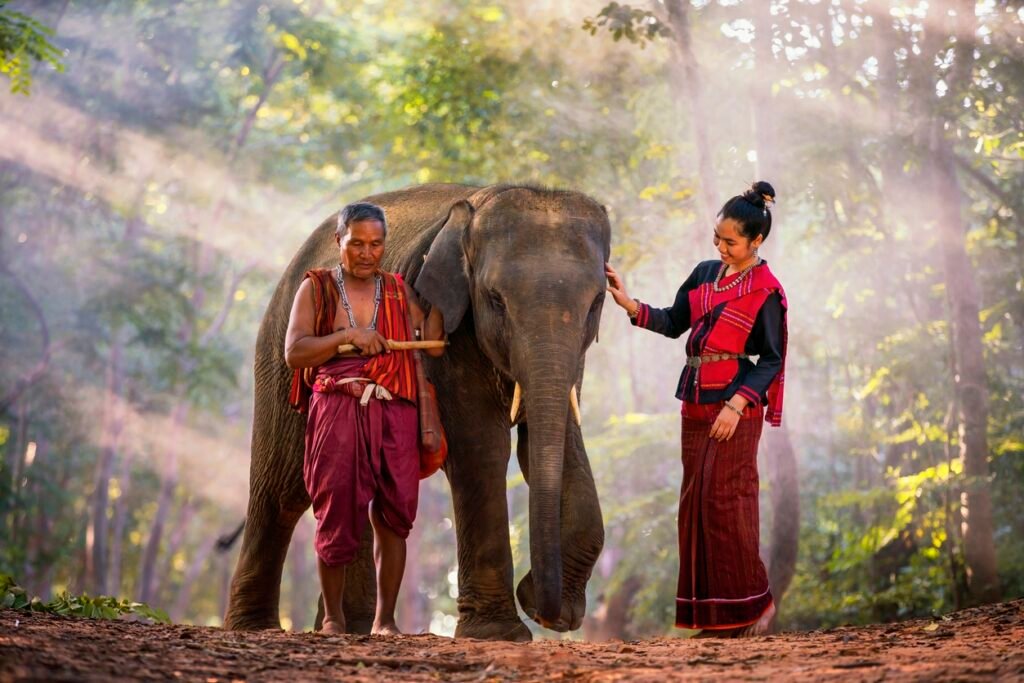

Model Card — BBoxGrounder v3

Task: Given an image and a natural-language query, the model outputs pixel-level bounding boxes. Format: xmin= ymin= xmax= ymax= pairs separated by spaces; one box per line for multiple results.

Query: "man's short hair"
xmin=337 ymin=202 xmax=387 ymax=238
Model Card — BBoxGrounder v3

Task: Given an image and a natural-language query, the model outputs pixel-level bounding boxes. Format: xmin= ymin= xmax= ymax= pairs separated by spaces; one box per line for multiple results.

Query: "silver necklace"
xmin=713 ymin=258 xmax=760 ymax=293
xmin=334 ymin=265 xmax=382 ymax=330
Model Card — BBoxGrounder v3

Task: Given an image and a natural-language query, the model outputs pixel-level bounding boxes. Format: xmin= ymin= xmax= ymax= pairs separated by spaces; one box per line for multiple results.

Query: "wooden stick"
xmin=337 ymin=339 xmax=448 ymax=354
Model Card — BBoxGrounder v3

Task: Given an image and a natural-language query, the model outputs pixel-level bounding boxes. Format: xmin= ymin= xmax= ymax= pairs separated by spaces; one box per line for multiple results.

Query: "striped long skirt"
xmin=675 ymin=401 xmax=773 ymax=630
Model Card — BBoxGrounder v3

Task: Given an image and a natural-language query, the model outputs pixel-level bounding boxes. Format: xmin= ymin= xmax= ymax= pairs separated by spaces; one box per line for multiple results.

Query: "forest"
xmin=1 ymin=0 xmax=1022 ymax=640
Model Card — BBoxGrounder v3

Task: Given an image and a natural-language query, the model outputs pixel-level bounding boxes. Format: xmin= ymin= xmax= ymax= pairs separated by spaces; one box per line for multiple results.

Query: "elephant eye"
xmin=487 ymin=289 xmax=507 ymax=313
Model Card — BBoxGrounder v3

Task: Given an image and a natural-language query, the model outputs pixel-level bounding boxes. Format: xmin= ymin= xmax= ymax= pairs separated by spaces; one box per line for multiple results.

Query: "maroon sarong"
xmin=303 ymin=356 xmax=420 ymax=567
xmin=675 ymin=401 xmax=773 ymax=629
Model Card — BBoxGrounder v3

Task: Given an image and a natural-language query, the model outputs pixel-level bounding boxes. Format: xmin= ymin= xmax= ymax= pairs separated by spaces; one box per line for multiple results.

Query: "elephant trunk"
xmin=520 ymin=350 xmax=577 ymax=626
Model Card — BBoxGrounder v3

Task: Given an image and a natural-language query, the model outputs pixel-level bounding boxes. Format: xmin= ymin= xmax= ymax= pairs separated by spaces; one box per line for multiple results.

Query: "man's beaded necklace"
xmin=712 ymin=258 xmax=761 ymax=293
xmin=334 ymin=264 xmax=382 ymax=330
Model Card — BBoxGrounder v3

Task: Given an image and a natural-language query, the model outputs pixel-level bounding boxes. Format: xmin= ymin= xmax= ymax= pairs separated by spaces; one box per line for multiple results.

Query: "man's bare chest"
xmin=332 ymin=283 xmax=380 ymax=331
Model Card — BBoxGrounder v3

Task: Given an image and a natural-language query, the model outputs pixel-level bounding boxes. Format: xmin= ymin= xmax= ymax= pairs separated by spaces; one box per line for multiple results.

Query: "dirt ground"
xmin=2 ymin=600 xmax=1023 ymax=682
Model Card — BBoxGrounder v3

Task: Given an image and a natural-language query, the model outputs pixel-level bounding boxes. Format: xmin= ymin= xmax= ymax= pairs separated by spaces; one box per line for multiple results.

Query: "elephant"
xmin=223 ymin=183 xmax=610 ymax=641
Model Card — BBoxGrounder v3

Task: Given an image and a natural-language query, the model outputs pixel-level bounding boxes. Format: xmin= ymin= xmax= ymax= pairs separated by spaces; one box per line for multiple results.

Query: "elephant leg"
xmin=446 ymin=409 xmax=531 ymax=642
xmin=516 ymin=419 xmax=604 ymax=632
xmin=223 ymin=468 xmax=308 ymax=630
xmin=223 ymin=400 xmax=309 ymax=631
xmin=342 ymin=525 xmax=376 ymax=633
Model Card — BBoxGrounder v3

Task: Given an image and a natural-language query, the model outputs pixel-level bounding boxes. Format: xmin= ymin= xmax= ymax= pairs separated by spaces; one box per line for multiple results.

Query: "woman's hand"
xmin=709 ymin=402 xmax=742 ymax=441
xmin=605 ymin=263 xmax=635 ymax=312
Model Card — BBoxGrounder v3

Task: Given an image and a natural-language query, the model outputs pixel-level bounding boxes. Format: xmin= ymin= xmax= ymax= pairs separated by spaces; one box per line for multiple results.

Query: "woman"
xmin=606 ymin=181 xmax=787 ymax=637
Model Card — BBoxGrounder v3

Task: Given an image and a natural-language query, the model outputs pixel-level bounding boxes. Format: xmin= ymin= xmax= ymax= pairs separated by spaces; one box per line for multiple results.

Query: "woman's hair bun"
xmin=719 ymin=180 xmax=776 ymax=241
xmin=742 ymin=181 xmax=776 ymax=209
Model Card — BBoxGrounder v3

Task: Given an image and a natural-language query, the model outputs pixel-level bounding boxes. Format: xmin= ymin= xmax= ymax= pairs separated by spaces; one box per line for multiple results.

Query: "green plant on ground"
xmin=1 ymin=574 xmax=170 ymax=623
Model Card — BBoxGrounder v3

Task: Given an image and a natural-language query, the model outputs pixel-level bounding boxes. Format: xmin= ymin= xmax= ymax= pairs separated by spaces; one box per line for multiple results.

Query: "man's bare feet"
xmin=371 ymin=622 xmax=403 ymax=636
xmin=321 ymin=618 xmax=346 ymax=635
xmin=736 ymin=601 xmax=776 ymax=638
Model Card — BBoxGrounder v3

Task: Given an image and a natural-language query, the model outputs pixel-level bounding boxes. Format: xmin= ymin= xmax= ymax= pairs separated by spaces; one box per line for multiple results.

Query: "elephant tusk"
xmin=569 ymin=385 xmax=581 ymax=426
xmin=510 ymin=382 xmax=522 ymax=423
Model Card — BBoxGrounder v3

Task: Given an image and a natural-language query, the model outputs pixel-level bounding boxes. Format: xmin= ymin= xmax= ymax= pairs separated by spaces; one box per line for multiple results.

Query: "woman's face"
xmin=713 ymin=217 xmax=761 ymax=267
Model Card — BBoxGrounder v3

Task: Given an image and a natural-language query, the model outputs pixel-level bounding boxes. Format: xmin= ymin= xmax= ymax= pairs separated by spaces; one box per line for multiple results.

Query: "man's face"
xmin=338 ymin=219 xmax=386 ymax=280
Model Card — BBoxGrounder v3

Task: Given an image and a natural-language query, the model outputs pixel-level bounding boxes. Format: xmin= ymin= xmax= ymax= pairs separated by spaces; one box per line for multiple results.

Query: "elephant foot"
xmin=223 ymin=609 xmax=282 ymax=631
xmin=346 ymin=618 xmax=373 ymax=635
xmin=455 ymin=617 xmax=533 ymax=642
xmin=515 ymin=570 xmax=585 ymax=632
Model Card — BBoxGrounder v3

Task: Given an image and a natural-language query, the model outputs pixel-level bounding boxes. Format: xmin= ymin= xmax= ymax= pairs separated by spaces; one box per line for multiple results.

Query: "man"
xmin=284 ymin=202 xmax=444 ymax=635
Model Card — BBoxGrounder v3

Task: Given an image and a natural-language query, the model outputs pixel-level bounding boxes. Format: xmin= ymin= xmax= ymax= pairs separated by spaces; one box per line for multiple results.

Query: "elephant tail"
xmin=216 ymin=519 xmax=246 ymax=552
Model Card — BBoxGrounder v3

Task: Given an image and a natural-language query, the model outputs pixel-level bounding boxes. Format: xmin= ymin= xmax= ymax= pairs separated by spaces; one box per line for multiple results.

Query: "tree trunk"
xmin=22 ymin=437 xmax=47 ymax=594
xmin=923 ymin=0 xmax=1000 ymax=607
xmin=137 ymin=402 xmax=186 ymax=604
xmin=9 ymin=400 xmax=28 ymax=512
xmin=751 ymin=1 xmax=780 ymax=191
xmin=219 ymin=551 xmax=234 ymax=623
xmin=138 ymin=473 xmax=175 ymax=604
xmin=930 ymin=131 xmax=1000 ymax=605
xmin=88 ymin=336 xmax=124 ymax=595
xmin=662 ymin=0 xmax=718 ymax=228
xmin=762 ymin=428 xmax=799 ymax=614
xmin=171 ymin=541 xmax=216 ymax=624
xmin=583 ymin=575 xmax=641 ymax=641
xmin=107 ymin=444 xmax=133 ymax=598
xmin=155 ymin=499 xmax=196 ymax=604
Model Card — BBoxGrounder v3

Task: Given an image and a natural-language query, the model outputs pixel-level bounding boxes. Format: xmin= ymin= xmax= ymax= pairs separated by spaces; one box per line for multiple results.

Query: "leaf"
xmin=280 ymin=32 xmax=307 ymax=61
xmin=854 ymin=367 xmax=890 ymax=400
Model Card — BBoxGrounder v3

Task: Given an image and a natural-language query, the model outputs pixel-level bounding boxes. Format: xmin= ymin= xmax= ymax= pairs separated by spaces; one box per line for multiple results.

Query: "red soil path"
xmin=2 ymin=599 xmax=1023 ymax=681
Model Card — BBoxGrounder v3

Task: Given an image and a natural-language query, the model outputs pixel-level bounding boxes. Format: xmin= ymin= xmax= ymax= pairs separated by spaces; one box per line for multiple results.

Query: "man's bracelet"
xmin=723 ymin=401 xmax=744 ymax=416
xmin=628 ymin=298 xmax=641 ymax=320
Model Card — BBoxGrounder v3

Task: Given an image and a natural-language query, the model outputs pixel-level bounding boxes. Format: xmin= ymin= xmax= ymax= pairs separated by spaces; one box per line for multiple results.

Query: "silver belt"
xmin=685 ymin=353 xmax=749 ymax=368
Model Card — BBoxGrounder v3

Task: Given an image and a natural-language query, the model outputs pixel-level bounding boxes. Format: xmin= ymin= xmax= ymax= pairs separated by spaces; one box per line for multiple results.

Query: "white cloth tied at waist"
xmin=336 ymin=376 xmax=394 ymax=407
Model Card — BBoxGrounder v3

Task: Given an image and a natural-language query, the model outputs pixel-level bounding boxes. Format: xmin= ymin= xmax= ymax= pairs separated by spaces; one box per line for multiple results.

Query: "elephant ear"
xmin=414 ymin=200 xmax=475 ymax=335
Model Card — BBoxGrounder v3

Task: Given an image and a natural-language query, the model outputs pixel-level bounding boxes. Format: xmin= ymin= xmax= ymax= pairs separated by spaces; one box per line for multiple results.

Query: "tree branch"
xmin=0 ymin=262 xmax=55 ymax=414
xmin=953 ymin=155 xmax=1017 ymax=213
xmin=198 ymin=261 xmax=256 ymax=348
xmin=229 ymin=50 xmax=285 ymax=163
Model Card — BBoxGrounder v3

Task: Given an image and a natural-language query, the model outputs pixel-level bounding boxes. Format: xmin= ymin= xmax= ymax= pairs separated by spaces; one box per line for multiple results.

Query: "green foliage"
xmin=582 ymin=3 xmax=671 ymax=48
xmin=1 ymin=574 xmax=169 ymax=623
xmin=0 ymin=2 xmax=64 ymax=94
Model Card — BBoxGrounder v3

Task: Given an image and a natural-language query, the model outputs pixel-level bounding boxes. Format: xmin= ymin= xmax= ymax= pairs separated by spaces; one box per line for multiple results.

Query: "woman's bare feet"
xmin=736 ymin=601 xmax=776 ymax=638
xmin=371 ymin=621 xmax=403 ymax=636
xmin=692 ymin=628 xmax=737 ymax=638
xmin=321 ymin=617 xmax=346 ymax=635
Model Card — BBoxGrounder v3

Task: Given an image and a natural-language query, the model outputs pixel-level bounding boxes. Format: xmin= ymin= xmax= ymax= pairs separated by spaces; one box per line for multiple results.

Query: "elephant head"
xmin=414 ymin=186 xmax=610 ymax=630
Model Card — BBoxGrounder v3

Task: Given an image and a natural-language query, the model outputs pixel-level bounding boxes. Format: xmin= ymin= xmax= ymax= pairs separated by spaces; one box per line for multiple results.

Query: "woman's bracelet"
xmin=628 ymin=298 xmax=640 ymax=320
xmin=723 ymin=401 xmax=744 ymax=416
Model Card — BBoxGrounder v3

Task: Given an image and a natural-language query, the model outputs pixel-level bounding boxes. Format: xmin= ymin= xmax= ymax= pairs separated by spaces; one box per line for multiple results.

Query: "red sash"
xmin=289 ymin=269 xmax=418 ymax=412
xmin=688 ymin=264 xmax=788 ymax=426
